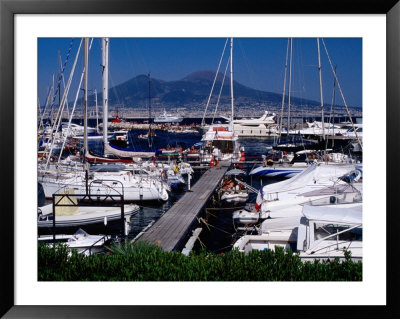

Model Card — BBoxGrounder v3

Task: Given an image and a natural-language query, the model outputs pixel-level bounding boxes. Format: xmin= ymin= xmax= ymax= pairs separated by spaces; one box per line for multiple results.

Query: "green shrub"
xmin=38 ymin=242 xmax=362 ymax=281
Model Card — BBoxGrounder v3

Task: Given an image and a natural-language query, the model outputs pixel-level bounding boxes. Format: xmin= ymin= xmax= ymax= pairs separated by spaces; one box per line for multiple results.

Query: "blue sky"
xmin=38 ymin=37 xmax=362 ymax=107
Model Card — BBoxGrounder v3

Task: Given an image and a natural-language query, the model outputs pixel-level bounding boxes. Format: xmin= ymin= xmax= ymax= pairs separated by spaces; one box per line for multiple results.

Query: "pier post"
xmin=121 ymin=195 xmax=125 ymax=241
xmin=188 ymin=173 xmax=191 ymax=191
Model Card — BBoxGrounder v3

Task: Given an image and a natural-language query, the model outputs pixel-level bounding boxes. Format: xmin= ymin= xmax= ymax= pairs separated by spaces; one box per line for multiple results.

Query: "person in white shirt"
xmin=212 ymin=147 xmax=220 ymax=166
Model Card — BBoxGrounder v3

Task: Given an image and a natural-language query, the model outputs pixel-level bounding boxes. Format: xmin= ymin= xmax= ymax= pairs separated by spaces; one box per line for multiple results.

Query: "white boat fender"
xmin=104 ymin=216 xmax=108 ymax=226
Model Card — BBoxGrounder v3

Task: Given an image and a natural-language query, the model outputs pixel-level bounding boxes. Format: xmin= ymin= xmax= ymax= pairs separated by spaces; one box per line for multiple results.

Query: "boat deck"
xmin=138 ymin=161 xmax=230 ymax=251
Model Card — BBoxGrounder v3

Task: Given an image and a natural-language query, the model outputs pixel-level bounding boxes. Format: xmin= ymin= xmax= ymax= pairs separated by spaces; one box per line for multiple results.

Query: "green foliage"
xmin=38 ymin=242 xmax=362 ymax=281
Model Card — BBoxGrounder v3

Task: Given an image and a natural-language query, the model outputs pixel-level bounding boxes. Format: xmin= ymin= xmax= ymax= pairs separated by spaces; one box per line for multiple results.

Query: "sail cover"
xmin=104 ymin=142 xmax=155 ymax=158
xmin=302 ymin=204 xmax=362 ymax=225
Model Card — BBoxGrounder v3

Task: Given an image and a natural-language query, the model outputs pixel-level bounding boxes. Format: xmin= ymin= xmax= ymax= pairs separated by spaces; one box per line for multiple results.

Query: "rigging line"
xmin=321 ymin=38 xmax=362 ymax=150
xmin=38 ymin=85 xmax=53 ymax=131
xmin=57 ymin=67 xmax=85 ymax=164
xmin=197 ymin=236 xmax=207 ymax=249
xmin=326 ymin=66 xmax=337 ymax=151
xmin=237 ymin=39 xmax=261 ymax=103
xmin=213 ymin=244 xmax=234 ymax=253
xmin=123 ymin=39 xmax=139 ymax=78
xmin=211 ymin=56 xmax=230 ymax=125
xmin=58 ymin=49 xmax=70 ymax=120
xmin=44 ymin=39 xmax=84 ymax=170
xmin=294 ymin=39 xmax=307 ymax=108
xmin=108 ymin=71 xmax=122 ymax=108
xmin=43 ymin=39 xmax=75 ymax=129
xmin=201 ymin=38 xmax=229 ymax=127
xmin=199 ymin=217 xmax=234 ymax=235
xmin=39 ymin=40 xmax=75 ymax=151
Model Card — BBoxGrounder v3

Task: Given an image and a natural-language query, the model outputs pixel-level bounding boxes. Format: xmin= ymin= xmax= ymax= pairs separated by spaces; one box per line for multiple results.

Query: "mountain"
xmin=89 ymin=70 xmax=320 ymax=108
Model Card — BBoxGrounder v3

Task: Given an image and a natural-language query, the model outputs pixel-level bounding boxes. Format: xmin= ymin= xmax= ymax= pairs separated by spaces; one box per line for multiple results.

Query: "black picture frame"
xmin=1 ymin=0 xmax=398 ymax=317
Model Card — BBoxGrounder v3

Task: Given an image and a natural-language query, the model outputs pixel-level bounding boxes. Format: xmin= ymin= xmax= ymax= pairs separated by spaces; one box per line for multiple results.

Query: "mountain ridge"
xmin=99 ymin=70 xmax=322 ymax=107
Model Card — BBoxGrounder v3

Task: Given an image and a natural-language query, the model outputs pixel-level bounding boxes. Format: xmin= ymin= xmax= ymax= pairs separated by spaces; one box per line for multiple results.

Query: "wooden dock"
xmin=138 ymin=162 xmax=230 ymax=251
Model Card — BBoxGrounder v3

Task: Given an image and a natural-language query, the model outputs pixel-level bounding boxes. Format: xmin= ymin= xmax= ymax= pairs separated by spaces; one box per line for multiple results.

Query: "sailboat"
xmin=85 ymin=38 xmax=156 ymax=162
xmin=198 ymin=38 xmax=242 ymax=163
xmin=138 ymin=73 xmax=157 ymax=142
xmin=39 ymin=38 xmax=169 ymax=203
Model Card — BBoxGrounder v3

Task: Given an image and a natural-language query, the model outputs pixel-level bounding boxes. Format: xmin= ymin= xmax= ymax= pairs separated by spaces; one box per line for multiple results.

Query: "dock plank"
xmin=138 ymin=163 xmax=229 ymax=251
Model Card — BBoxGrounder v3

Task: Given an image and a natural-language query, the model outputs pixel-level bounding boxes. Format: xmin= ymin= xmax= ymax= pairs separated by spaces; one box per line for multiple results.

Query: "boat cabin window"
xmin=346 ymin=127 xmax=362 ymax=133
xmin=131 ymin=169 xmax=149 ymax=175
xmin=314 ymin=223 xmax=362 ymax=241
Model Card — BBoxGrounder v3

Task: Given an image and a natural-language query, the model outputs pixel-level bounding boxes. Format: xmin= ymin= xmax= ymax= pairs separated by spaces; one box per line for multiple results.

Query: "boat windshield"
xmin=314 ymin=223 xmax=362 ymax=241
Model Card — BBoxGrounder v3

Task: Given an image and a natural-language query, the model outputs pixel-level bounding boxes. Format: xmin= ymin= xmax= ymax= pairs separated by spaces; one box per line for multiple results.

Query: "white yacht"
xmin=230 ymin=111 xmax=279 ymax=137
xmin=154 ymin=109 xmax=183 ymax=123
xmin=61 ymin=123 xmax=97 ymax=137
xmin=233 ymin=203 xmax=362 ymax=262
xmin=38 ymin=229 xmax=111 ymax=256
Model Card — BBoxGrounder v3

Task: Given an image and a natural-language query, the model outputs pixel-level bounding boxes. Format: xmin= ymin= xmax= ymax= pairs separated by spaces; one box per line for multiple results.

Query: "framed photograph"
xmin=1 ymin=0 xmax=398 ymax=317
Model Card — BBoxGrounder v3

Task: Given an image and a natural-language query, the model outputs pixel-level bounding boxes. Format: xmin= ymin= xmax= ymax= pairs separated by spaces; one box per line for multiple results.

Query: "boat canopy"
xmin=302 ymin=204 xmax=362 ymax=225
xmin=225 ymin=168 xmax=246 ymax=176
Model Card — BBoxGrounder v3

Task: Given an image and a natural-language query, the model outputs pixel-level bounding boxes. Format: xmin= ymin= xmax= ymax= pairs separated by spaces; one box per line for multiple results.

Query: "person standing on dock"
xmin=213 ymin=147 xmax=220 ymax=167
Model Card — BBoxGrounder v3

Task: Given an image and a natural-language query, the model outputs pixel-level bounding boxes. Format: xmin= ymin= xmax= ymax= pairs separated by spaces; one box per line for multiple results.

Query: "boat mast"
xmin=230 ymin=37 xmax=234 ymax=128
xmin=83 ymin=37 xmax=90 ymax=195
xmin=94 ymin=88 xmax=99 ymax=133
xmin=287 ymin=38 xmax=293 ymax=138
xmin=102 ymin=37 xmax=109 ymax=148
xmin=317 ymin=38 xmax=325 ymax=140
xmin=148 ymin=72 xmax=153 ymax=148
xmin=278 ymin=38 xmax=290 ymax=141
xmin=83 ymin=37 xmax=89 ymax=157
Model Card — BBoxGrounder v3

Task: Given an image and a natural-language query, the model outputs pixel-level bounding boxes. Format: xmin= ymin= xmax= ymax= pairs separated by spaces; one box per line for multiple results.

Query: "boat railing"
xmin=234 ymin=178 xmax=258 ymax=194
xmin=79 ymin=235 xmax=110 ymax=257
xmin=89 ymin=179 xmax=125 ymax=200
xmin=51 ymin=191 xmax=127 ymax=241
